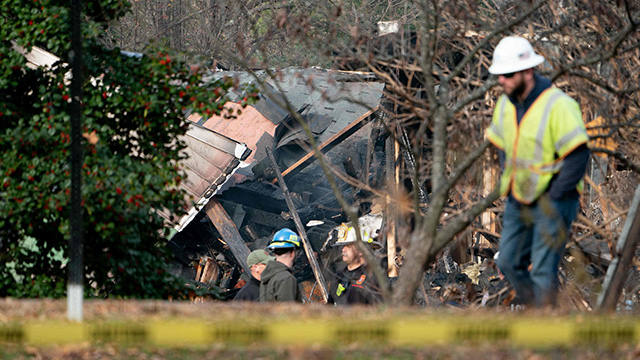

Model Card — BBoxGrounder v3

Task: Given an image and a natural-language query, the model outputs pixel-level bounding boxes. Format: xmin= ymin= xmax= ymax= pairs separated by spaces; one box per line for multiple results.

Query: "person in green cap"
xmin=234 ymin=249 xmax=274 ymax=301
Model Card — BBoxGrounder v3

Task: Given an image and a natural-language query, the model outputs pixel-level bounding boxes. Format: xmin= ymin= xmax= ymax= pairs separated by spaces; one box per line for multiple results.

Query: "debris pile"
xmin=164 ymin=67 xmax=640 ymax=310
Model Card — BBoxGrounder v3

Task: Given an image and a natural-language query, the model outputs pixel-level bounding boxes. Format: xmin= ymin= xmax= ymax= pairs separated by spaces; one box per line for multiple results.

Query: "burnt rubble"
xmin=163 ymin=67 xmax=518 ymax=306
xmin=167 ymin=67 xmax=386 ymax=300
xmin=163 ymin=66 xmax=639 ymax=310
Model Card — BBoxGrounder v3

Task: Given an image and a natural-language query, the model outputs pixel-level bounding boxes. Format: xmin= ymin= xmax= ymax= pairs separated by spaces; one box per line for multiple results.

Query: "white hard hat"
xmin=488 ymin=36 xmax=545 ymax=75
xmin=332 ymin=223 xmax=382 ymax=249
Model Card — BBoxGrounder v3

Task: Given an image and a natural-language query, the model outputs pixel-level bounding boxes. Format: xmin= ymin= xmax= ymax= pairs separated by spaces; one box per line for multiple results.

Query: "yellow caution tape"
xmin=25 ymin=321 xmax=85 ymax=345
xmin=1 ymin=317 xmax=639 ymax=347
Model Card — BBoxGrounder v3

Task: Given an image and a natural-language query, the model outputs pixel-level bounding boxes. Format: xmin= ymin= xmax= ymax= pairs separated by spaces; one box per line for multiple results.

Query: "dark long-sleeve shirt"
xmin=328 ymin=264 xmax=382 ymax=306
xmin=233 ymin=276 xmax=260 ymax=301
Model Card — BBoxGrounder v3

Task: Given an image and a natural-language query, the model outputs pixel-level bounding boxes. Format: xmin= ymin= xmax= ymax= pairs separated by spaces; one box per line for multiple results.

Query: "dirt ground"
xmin=2 ymin=344 xmax=640 ymax=360
xmin=1 ymin=299 xmax=640 ymax=359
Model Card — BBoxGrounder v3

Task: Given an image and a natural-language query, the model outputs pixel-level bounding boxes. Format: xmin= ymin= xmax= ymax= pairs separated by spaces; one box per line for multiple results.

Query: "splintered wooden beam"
xmin=267 ymin=147 xmax=329 ymax=303
xmin=195 ymin=259 xmax=204 ymax=282
xmin=204 ymin=198 xmax=251 ymax=276
xmin=200 ymin=257 xmax=219 ymax=283
xmin=386 ymin=130 xmax=399 ymax=278
xmin=597 ymin=185 xmax=640 ymax=311
xmin=271 ymin=107 xmax=378 ymax=184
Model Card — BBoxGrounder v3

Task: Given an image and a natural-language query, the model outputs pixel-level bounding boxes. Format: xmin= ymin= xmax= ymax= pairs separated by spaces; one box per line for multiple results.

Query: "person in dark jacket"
xmin=234 ymin=249 xmax=274 ymax=301
xmin=259 ymin=228 xmax=303 ymax=303
xmin=328 ymin=224 xmax=383 ymax=306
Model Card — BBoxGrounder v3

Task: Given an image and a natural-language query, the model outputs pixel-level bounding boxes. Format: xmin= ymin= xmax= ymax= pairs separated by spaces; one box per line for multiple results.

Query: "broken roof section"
xmin=172 ymin=67 xmax=383 ymax=241
xmin=163 ymin=122 xmax=251 ymax=233
xmin=12 ymin=42 xmax=60 ymax=69
xmin=188 ymin=67 xmax=385 ymax=178
xmin=169 ymin=68 xmax=386 ymax=296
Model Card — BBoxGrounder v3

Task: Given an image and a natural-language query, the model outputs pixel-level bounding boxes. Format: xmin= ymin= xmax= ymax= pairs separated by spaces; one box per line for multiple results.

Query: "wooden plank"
xmin=267 ymin=147 xmax=330 ymax=303
xmin=271 ymin=107 xmax=378 ymax=184
xmin=386 ymin=132 xmax=399 ymax=278
xmin=195 ymin=258 xmax=204 ymax=282
xmin=482 ymin=152 xmax=499 ymax=235
xmin=204 ymin=198 xmax=252 ymax=276
xmin=200 ymin=257 xmax=219 ymax=283
xmin=597 ymin=185 xmax=640 ymax=311
xmin=399 ymin=126 xmax=428 ymax=206
xmin=386 ymin=198 xmax=398 ymax=278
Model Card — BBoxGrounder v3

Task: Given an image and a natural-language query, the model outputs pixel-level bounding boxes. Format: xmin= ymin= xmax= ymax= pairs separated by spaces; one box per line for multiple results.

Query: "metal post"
xmin=68 ymin=0 xmax=84 ymax=321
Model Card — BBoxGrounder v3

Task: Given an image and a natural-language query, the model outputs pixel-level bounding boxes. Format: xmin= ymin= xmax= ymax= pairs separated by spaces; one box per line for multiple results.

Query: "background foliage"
xmin=0 ymin=0 xmax=246 ymax=298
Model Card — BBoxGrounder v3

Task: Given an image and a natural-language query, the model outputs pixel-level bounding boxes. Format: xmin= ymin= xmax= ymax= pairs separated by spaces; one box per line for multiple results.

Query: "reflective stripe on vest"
xmin=523 ymin=91 xmax=565 ymax=189
xmin=488 ymin=99 xmax=508 ymax=143
xmin=493 ymin=88 xmax=585 ymax=203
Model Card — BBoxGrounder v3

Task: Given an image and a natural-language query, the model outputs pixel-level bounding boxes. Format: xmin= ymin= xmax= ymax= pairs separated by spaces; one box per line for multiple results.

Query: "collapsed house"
xmin=163 ymin=61 xmax=552 ymax=307
xmin=164 ymin=61 xmax=640 ymax=308
xmin=167 ymin=67 xmax=391 ymax=300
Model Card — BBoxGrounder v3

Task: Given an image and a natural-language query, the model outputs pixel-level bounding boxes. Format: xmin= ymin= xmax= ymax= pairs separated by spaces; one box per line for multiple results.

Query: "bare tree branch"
xmin=591 ymin=147 xmax=640 ymax=174
xmin=434 ymin=187 xmax=501 ymax=254
xmin=445 ymin=0 xmax=547 ymax=83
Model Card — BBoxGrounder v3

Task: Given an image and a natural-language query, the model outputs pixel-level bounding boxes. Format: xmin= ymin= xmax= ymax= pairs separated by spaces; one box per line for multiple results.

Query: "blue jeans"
xmin=496 ymin=195 xmax=579 ymax=306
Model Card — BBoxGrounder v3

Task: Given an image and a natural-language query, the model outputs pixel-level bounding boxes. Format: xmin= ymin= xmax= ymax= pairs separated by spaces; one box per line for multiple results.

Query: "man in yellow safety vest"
xmin=485 ymin=36 xmax=590 ymax=307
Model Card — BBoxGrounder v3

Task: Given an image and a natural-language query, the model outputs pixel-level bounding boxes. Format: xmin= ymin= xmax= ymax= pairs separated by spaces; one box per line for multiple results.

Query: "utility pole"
xmin=68 ymin=0 xmax=84 ymax=321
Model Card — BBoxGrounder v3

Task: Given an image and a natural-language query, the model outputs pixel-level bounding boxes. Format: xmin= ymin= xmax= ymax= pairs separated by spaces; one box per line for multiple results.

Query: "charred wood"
xmin=267 ymin=146 xmax=330 ymax=302
xmin=204 ymin=198 xmax=252 ymax=276
xmin=598 ymin=185 xmax=640 ymax=311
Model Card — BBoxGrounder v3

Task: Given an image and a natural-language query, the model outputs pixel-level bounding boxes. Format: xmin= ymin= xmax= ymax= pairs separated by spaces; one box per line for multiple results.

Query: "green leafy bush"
xmin=0 ymin=0 xmax=254 ymax=298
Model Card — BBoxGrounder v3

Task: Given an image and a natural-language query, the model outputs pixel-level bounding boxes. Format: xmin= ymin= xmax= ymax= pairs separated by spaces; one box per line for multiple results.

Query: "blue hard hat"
xmin=267 ymin=228 xmax=301 ymax=249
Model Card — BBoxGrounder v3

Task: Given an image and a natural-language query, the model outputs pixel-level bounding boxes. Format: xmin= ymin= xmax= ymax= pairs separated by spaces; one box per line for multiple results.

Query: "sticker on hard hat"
xmin=518 ymin=52 xmax=530 ymax=60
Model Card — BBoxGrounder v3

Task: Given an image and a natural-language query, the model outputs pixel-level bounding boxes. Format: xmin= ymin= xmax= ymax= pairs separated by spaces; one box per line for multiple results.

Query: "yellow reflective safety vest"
xmin=486 ymin=87 xmax=589 ymax=204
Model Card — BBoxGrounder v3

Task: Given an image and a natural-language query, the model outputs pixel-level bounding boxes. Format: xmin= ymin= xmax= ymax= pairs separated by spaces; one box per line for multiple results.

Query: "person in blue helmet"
xmin=259 ymin=228 xmax=303 ymax=303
